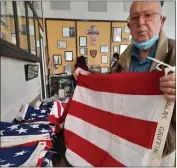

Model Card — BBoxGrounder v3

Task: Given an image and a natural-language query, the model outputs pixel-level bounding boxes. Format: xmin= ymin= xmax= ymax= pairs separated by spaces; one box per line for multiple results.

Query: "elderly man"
xmin=74 ymin=1 xmax=176 ymax=166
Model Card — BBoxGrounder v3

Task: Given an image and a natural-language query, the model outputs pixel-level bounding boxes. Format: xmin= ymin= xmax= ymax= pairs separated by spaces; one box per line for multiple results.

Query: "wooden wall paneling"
xmin=77 ymin=21 xmax=111 ymax=67
xmin=111 ymin=22 xmax=131 ymax=56
xmin=46 ymin=20 xmax=76 ymax=74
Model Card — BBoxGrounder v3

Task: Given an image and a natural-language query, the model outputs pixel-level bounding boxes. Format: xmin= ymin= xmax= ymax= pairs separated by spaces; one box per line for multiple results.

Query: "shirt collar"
xmin=131 ymin=41 xmax=158 ymax=62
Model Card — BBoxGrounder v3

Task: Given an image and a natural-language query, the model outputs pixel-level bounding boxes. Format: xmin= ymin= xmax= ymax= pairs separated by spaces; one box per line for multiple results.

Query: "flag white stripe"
xmin=66 ymin=148 xmax=92 ymax=166
xmin=73 ymin=86 xmax=165 ymax=122
xmin=65 ymin=115 xmax=151 ymax=166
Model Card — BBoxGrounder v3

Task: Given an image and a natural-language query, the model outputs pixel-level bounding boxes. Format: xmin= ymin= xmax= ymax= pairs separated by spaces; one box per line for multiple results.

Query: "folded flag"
xmin=64 ymin=71 xmax=175 ymax=167
xmin=0 ymin=122 xmax=52 ymax=147
xmin=0 ymin=141 xmax=52 ymax=167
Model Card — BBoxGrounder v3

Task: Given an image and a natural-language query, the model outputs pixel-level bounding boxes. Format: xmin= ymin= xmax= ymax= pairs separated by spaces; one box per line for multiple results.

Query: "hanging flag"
xmin=64 ymin=71 xmax=175 ymax=167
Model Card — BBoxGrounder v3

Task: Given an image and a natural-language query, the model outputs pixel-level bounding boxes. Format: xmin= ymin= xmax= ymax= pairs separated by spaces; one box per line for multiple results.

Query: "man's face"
xmin=128 ymin=2 xmax=166 ymax=42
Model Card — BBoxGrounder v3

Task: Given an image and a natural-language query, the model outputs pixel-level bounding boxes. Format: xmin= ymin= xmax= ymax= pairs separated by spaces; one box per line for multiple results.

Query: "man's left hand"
xmin=160 ymin=73 xmax=176 ymax=101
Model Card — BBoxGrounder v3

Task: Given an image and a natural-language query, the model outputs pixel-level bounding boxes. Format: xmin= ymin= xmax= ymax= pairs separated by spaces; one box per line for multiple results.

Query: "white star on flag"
xmin=14 ymin=150 xmax=28 ymax=157
xmin=7 ymin=125 xmax=19 ymax=130
xmin=41 ymin=109 xmax=46 ymax=113
xmin=34 ymin=107 xmax=40 ymax=110
xmin=39 ymin=115 xmax=44 ymax=118
xmin=15 ymin=127 xmax=28 ymax=134
xmin=29 ymin=124 xmax=39 ymax=128
xmin=39 ymin=128 xmax=48 ymax=133
xmin=0 ymin=163 xmax=15 ymax=167
xmin=0 ymin=159 xmax=6 ymax=163
xmin=0 ymin=130 xmax=5 ymax=136
xmin=31 ymin=113 xmax=37 ymax=116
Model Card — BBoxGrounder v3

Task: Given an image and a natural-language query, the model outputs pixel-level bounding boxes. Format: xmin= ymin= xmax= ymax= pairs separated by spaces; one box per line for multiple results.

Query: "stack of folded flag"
xmin=0 ymin=100 xmax=64 ymax=167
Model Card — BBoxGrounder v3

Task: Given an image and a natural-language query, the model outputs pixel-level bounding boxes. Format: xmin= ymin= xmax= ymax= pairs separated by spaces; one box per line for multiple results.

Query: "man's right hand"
xmin=74 ymin=67 xmax=91 ymax=80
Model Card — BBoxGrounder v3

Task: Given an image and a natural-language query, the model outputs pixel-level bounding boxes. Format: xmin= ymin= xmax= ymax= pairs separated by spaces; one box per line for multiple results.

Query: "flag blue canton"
xmin=0 ymin=143 xmax=38 ymax=167
xmin=0 ymin=122 xmax=51 ymax=136
xmin=24 ymin=106 xmax=50 ymax=121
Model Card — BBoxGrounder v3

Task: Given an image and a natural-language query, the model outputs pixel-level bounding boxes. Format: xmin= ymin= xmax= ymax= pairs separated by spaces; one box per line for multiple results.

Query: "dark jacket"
xmin=112 ymin=30 xmax=176 ymax=157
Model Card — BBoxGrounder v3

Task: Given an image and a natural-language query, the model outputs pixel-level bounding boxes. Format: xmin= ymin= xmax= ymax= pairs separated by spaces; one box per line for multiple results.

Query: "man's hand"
xmin=160 ymin=73 xmax=176 ymax=101
xmin=74 ymin=67 xmax=91 ymax=80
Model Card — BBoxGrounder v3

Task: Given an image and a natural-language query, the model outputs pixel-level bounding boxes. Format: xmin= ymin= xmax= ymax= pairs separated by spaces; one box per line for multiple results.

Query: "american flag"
xmin=16 ymin=101 xmax=64 ymax=127
xmin=64 ymin=71 xmax=174 ymax=167
xmin=0 ymin=122 xmax=52 ymax=147
xmin=0 ymin=142 xmax=53 ymax=167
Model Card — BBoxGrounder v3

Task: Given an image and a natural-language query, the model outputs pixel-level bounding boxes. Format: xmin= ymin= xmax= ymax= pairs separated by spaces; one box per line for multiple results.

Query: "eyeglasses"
xmin=128 ymin=11 xmax=161 ymax=24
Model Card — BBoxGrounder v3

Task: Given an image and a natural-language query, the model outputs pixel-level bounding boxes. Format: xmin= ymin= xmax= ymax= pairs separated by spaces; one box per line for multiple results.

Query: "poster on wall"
xmin=113 ymin=27 xmax=122 ymax=42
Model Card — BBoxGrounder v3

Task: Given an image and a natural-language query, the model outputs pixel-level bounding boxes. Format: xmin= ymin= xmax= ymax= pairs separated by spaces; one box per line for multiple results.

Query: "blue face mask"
xmin=131 ymin=34 xmax=159 ymax=50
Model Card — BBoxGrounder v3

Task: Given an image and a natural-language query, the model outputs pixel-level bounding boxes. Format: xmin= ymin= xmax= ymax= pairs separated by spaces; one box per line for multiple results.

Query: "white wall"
xmin=43 ymin=1 xmax=176 ymax=39
xmin=1 ymin=56 xmax=41 ymax=122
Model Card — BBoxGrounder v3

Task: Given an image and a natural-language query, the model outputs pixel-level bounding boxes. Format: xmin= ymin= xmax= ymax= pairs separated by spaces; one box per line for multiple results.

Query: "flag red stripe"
xmin=77 ymin=71 xmax=164 ymax=95
xmin=69 ymin=101 xmax=157 ymax=149
xmin=65 ymin=129 xmax=125 ymax=167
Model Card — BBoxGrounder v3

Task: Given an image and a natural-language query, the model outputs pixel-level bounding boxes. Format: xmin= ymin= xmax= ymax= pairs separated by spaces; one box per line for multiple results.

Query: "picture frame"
xmin=1 ymin=31 xmax=7 ymax=41
xmin=20 ymin=24 xmax=27 ymax=35
xmin=123 ymin=38 xmax=128 ymax=42
xmin=120 ymin=44 xmax=128 ymax=55
xmin=80 ymin=48 xmax=88 ymax=55
xmin=113 ymin=46 xmax=119 ymax=53
xmin=101 ymin=67 xmax=109 ymax=73
xmin=113 ymin=27 xmax=122 ymax=42
xmin=124 ymin=25 xmax=130 ymax=33
xmin=57 ymin=40 xmax=67 ymax=49
xmin=24 ymin=64 xmax=39 ymax=81
xmin=53 ymin=55 xmax=62 ymax=65
xmin=101 ymin=55 xmax=108 ymax=64
xmin=100 ymin=45 xmax=109 ymax=53
xmin=29 ymin=25 xmax=35 ymax=35
xmin=62 ymin=27 xmax=75 ymax=37
xmin=11 ymin=33 xmax=16 ymax=44
xmin=64 ymin=51 xmax=73 ymax=62
xmin=79 ymin=36 xmax=87 ymax=47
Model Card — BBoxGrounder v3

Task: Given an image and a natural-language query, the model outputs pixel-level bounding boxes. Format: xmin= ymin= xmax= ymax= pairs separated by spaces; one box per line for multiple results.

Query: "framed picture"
xmin=57 ymin=40 xmax=67 ymax=49
xmin=1 ymin=31 xmax=7 ymax=40
xmin=62 ymin=27 xmax=75 ymax=37
xmin=21 ymin=24 xmax=27 ymax=35
xmin=113 ymin=27 xmax=122 ymax=42
xmin=24 ymin=64 xmax=39 ymax=81
xmin=124 ymin=25 xmax=130 ymax=33
xmin=101 ymin=67 xmax=109 ymax=73
xmin=113 ymin=46 xmax=119 ymax=53
xmin=11 ymin=33 xmax=16 ymax=44
xmin=53 ymin=55 xmax=62 ymax=65
xmin=79 ymin=36 xmax=87 ymax=47
xmin=64 ymin=51 xmax=73 ymax=62
xmin=100 ymin=45 xmax=109 ymax=53
xmin=120 ymin=44 xmax=128 ymax=55
xmin=80 ymin=48 xmax=88 ymax=55
xmin=101 ymin=55 xmax=108 ymax=64
xmin=123 ymin=38 xmax=128 ymax=42
xmin=29 ymin=25 xmax=35 ymax=35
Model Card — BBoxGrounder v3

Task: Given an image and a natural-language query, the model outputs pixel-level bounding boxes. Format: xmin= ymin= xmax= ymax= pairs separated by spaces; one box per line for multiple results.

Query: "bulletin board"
xmin=46 ymin=20 xmax=76 ymax=75
xmin=111 ymin=22 xmax=131 ymax=56
xmin=77 ymin=21 xmax=111 ymax=68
